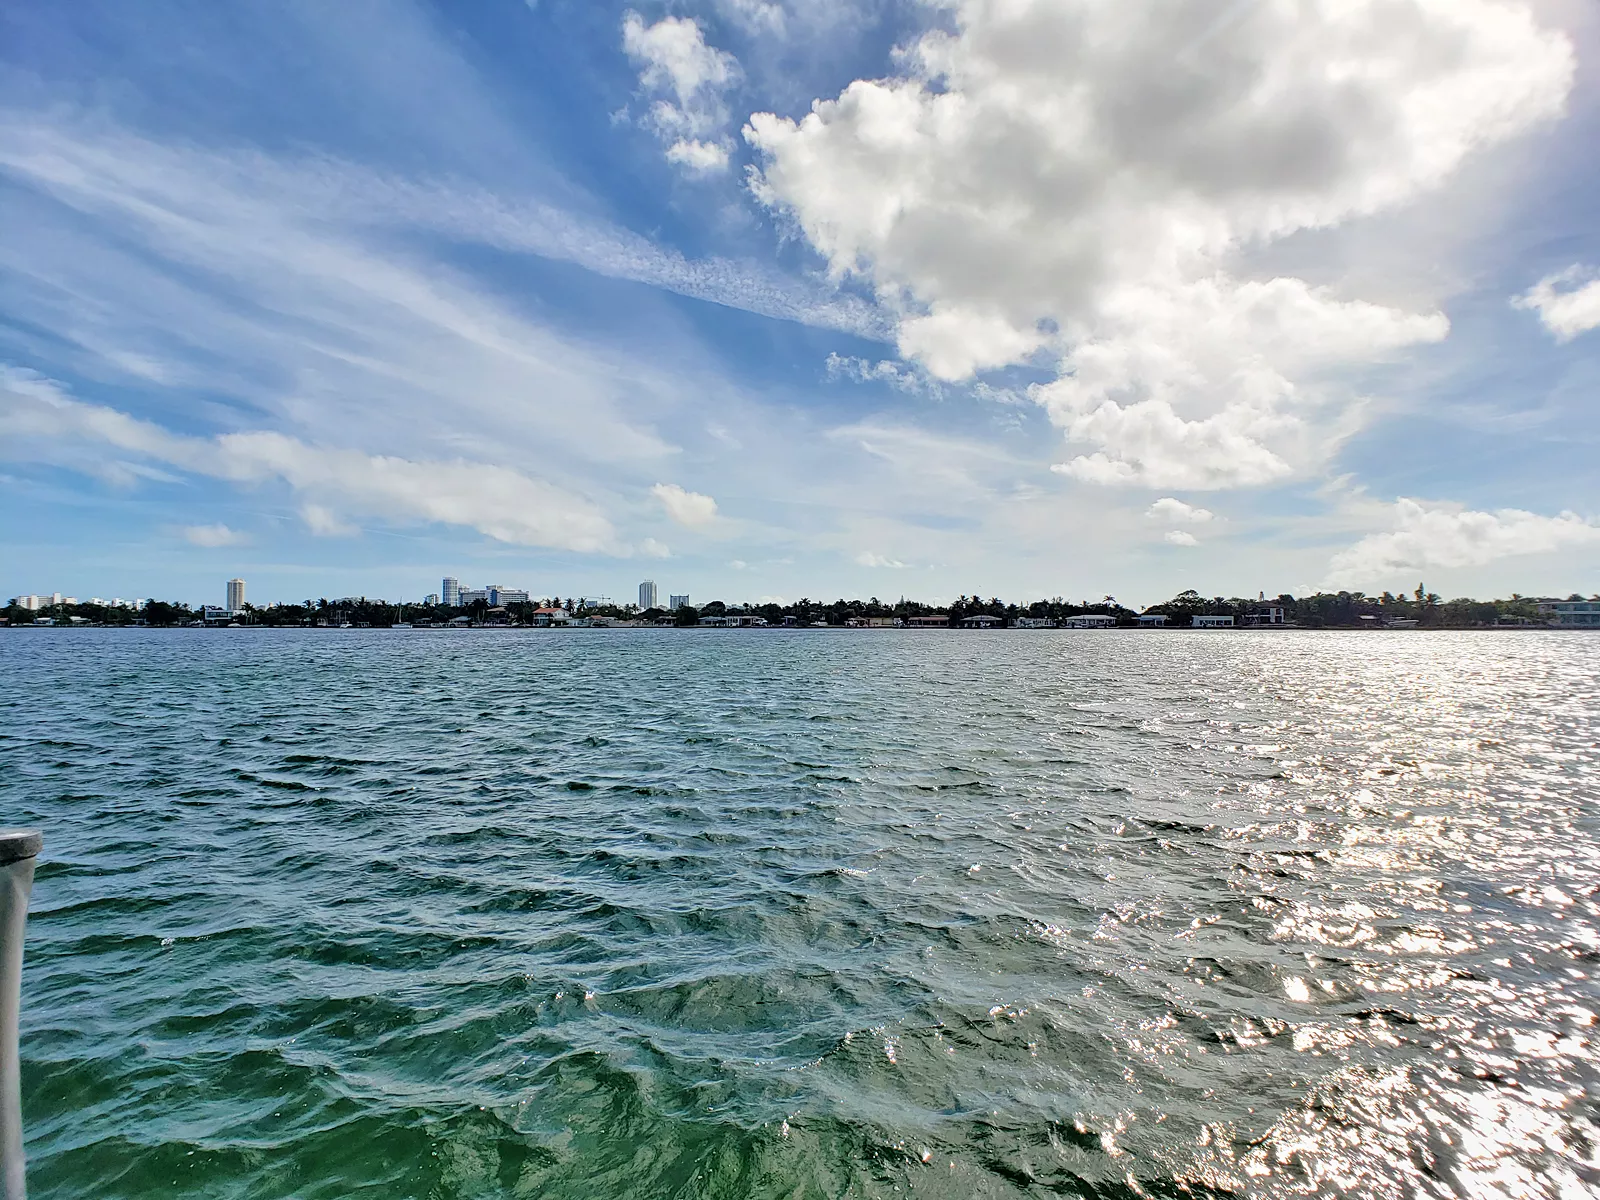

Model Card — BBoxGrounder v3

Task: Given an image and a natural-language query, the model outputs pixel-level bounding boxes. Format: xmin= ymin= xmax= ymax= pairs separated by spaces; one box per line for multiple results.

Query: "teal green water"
xmin=5 ymin=629 xmax=1599 ymax=1198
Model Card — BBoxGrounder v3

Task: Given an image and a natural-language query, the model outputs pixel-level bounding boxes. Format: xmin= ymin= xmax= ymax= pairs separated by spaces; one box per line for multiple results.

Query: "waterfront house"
xmin=1537 ymin=599 xmax=1600 ymax=628
xmin=905 ymin=614 xmax=949 ymax=627
xmin=1194 ymin=615 xmax=1235 ymax=628
xmin=1014 ymin=616 xmax=1056 ymax=628
xmin=1137 ymin=614 xmax=1168 ymax=627
xmin=1063 ymin=615 xmax=1117 ymax=628
xmin=959 ymin=614 xmax=1005 ymax=628
xmin=1241 ymin=604 xmax=1286 ymax=627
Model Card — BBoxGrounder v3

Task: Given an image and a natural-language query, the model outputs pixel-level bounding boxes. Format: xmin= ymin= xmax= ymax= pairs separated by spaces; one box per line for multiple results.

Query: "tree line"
xmin=5 ymin=585 xmax=1591 ymax=629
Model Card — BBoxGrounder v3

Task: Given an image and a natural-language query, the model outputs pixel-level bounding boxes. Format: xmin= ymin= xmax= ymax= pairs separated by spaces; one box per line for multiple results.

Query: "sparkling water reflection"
xmin=4 ymin=629 xmax=1598 ymax=1197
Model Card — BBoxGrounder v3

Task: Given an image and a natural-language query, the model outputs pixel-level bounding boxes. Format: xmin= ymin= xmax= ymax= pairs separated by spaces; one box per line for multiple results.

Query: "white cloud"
xmin=652 ymin=482 xmax=719 ymax=526
xmin=855 ymin=550 xmax=908 ymax=568
xmin=182 ymin=523 xmax=245 ymax=548
xmin=623 ymin=13 xmax=740 ymax=173
xmin=1513 ymin=265 xmax=1600 ymax=341
xmin=717 ymin=0 xmax=784 ymax=34
xmin=1147 ymin=498 xmax=1213 ymax=524
xmin=1164 ymin=530 xmax=1198 ymax=547
xmin=1 ymin=367 xmax=617 ymax=552
xmin=665 ymin=139 xmax=730 ymax=172
xmin=639 ymin=537 xmax=672 ymax=558
xmin=0 ymin=115 xmax=890 ymax=416
xmin=747 ymin=0 xmax=1573 ymax=488
xmin=1325 ymin=498 xmax=1600 ymax=586
xmin=301 ymin=504 xmax=358 ymax=537
xmin=825 ymin=352 xmax=941 ymax=397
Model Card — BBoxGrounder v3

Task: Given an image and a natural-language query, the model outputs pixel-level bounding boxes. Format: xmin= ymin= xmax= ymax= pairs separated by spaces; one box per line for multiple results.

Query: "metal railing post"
xmin=0 ymin=831 xmax=41 ymax=1200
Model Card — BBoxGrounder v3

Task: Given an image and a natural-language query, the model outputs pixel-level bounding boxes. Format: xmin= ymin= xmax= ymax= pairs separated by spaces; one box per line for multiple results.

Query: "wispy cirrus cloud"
xmin=0 ymin=117 xmax=890 ymax=381
xmin=1 ymin=368 xmax=618 ymax=553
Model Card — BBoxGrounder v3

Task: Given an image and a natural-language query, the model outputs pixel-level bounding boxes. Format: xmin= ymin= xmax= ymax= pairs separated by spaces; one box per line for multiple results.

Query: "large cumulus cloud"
xmin=747 ymin=0 xmax=1574 ymax=488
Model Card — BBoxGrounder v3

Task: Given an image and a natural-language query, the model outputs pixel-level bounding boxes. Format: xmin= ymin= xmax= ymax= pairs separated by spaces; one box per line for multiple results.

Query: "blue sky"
xmin=2 ymin=0 xmax=1598 ymax=610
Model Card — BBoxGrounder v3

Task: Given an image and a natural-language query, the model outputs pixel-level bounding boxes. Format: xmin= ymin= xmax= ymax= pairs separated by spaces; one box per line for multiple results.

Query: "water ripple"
xmin=4 ymin=628 xmax=1598 ymax=1197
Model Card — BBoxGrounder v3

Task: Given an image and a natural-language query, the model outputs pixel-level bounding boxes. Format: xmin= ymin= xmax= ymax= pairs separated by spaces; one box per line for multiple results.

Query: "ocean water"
xmin=4 ymin=628 xmax=1598 ymax=1199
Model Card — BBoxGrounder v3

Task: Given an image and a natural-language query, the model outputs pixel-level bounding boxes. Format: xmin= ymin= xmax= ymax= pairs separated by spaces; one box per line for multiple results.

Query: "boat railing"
xmin=0 ymin=830 xmax=41 ymax=1200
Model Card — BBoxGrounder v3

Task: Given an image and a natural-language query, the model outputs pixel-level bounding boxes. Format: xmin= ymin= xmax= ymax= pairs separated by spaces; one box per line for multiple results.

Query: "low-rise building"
xmin=1538 ymin=599 xmax=1600 ymax=628
xmin=1063 ymin=615 xmax=1117 ymax=628
xmin=905 ymin=614 xmax=949 ymax=627
xmin=959 ymin=614 xmax=1005 ymax=628
xmin=1241 ymin=605 xmax=1286 ymax=627
xmin=1014 ymin=616 xmax=1056 ymax=628
xmin=1137 ymin=614 xmax=1168 ymax=627
xmin=1194 ymin=614 xmax=1235 ymax=628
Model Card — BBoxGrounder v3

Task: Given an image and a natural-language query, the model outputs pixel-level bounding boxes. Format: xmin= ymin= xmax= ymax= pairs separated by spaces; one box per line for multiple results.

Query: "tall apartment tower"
xmin=442 ymin=577 xmax=461 ymax=607
xmin=226 ymin=578 xmax=246 ymax=612
xmin=669 ymin=594 xmax=689 ymax=612
xmin=639 ymin=580 xmax=658 ymax=610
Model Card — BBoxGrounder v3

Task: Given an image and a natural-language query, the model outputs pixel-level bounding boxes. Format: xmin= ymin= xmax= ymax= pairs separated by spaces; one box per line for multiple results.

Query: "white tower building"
xmin=442 ymin=577 xmax=461 ymax=606
xmin=227 ymin=578 xmax=246 ymax=612
xmin=639 ymin=580 xmax=658 ymax=610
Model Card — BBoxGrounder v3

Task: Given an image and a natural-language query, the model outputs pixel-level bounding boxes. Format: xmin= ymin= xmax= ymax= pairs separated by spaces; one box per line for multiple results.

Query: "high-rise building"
xmin=669 ymin=594 xmax=689 ymax=612
xmin=227 ymin=578 xmax=246 ymax=612
xmin=639 ymin=580 xmax=658 ymax=610
xmin=486 ymin=586 xmax=529 ymax=606
xmin=442 ymin=577 xmax=461 ymax=606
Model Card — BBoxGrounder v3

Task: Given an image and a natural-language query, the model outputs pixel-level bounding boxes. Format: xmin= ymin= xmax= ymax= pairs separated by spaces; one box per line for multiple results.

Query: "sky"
xmin=2 ymin=0 xmax=1598 ymax=611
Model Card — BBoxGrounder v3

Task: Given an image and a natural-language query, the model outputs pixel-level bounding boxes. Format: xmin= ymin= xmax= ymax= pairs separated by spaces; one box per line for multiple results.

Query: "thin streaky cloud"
xmin=0 ymin=116 xmax=891 ymax=343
